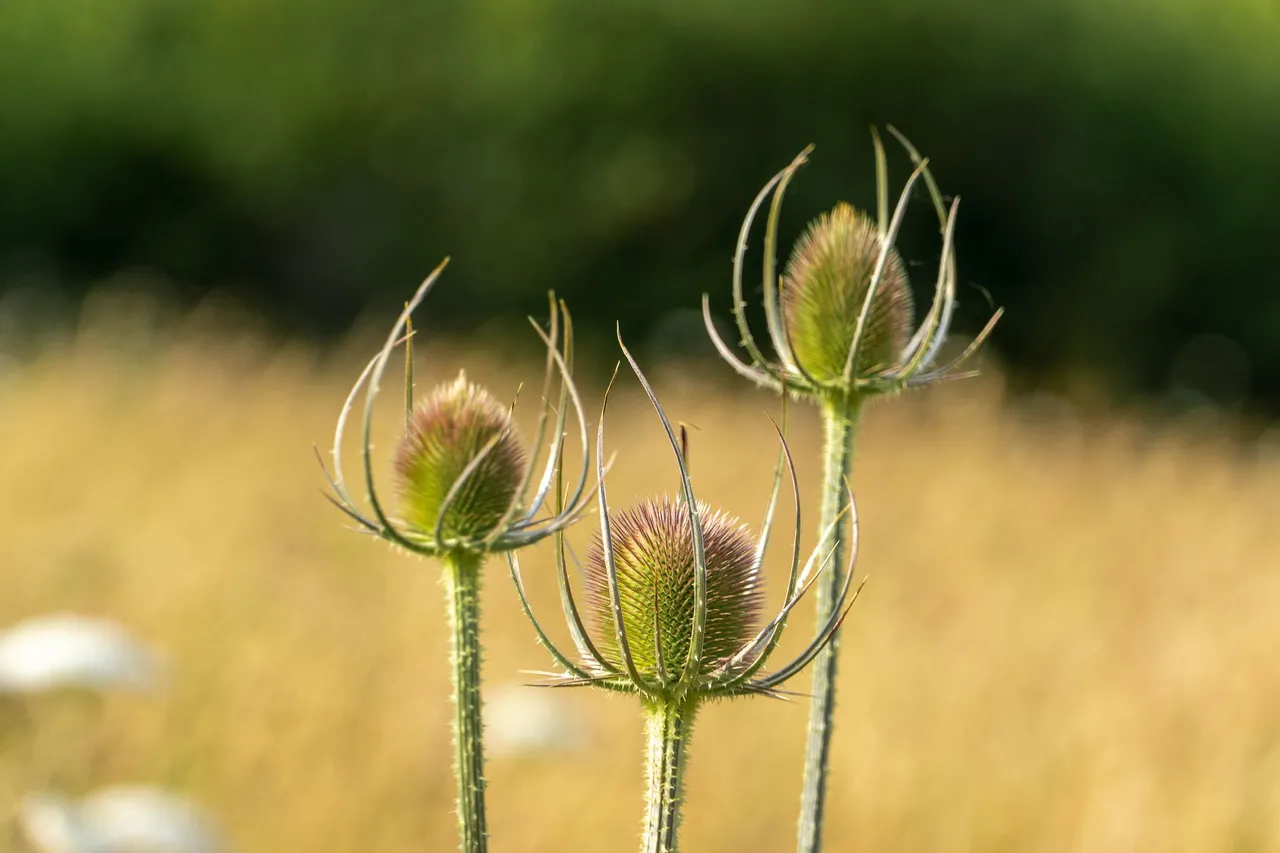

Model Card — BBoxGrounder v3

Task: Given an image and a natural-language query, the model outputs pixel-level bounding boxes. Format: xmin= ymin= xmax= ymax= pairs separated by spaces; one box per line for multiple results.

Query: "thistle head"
xmin=702 ymin=128 xmax=1003 ymax=403
xmin=506 ymin=331 xmax=862 ymax=706
xmin=583 ymin=498 xmax=763 ymax=684
xmin=394 ymin=372 xmax=527 ymax=542
xmin=319 ymin=260 xmax=594 ymax=559
xmin=783 ymin=203 xmax=914 ymax=381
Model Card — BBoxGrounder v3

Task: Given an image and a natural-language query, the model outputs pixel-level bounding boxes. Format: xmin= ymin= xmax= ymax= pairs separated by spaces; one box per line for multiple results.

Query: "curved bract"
xmin=701 ymin=127 xmax=1003 ymax=404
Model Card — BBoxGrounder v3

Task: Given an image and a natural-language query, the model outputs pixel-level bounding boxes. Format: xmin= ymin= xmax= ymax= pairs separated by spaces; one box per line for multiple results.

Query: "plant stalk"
xmin=641 ymin=699 xmax=697 ymax=853
xmin=796 ymin=393 xmax=861 ymax=853
xmin=443 ymin=551 xmax=488 ymax=853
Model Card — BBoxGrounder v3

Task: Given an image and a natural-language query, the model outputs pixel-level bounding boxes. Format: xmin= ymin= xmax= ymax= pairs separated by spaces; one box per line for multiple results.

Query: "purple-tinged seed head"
xmin=394 ymin=372 xmax=526 ymax=541
xmin=583 ymin=497 xmax=763 ymax=678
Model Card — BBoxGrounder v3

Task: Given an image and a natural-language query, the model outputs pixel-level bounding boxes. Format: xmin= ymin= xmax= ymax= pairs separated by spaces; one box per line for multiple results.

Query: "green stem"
xmin=641 ymin=699 xmax=697 ymax=853
xmin=443 ymin=551 xmax=488 ymax=853
xmin=796 ymin=394 xmax=861 ymax=853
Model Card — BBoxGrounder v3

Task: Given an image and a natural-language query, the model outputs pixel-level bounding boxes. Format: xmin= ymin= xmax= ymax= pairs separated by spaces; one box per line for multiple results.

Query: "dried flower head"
xmin=318 ymin=260 xmax=594 ymax=557
xmin=394 ymin=373 xmax=527 ymax=541
xmin=703 ymin=127 xmax=1002 ymax=403
xmin=783 ymin=202 xmax=914 ymax=381
xmin=508 ymin=331 xmax=861 ymax=705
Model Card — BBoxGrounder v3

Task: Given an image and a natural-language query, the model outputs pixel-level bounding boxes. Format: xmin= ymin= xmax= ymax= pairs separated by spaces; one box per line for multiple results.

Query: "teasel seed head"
xmin=583 ymin=498 xmax=763 ymax=681
xmin=783 ymin=203 xmax=914 ymax=381
xmin=702 ymin=128 xmax=1004 ymax=403
xmin=394 ymin=372 xmax=527 ymax=542
xmin=506 ymin=328 xmax=863 ymax=705
xmin=320 ymin=260 xmax=594 ymax=560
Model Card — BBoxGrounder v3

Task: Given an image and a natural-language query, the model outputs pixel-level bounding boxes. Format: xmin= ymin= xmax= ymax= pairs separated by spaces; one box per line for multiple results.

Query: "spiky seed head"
xmin=583 ymin=497 xmax=763 ymax=681
xmin=393 ymin=372 xmax=526 ymax=542
xmin=782 ymin=202 xmax=915 ymax=381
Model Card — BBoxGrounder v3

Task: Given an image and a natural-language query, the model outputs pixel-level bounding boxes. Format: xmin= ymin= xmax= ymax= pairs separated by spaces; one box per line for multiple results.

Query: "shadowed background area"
xmin=2 ymin=0 xmax=1279 ymax=412
xmin=3 ymin=1 xmax=1280 ymax=850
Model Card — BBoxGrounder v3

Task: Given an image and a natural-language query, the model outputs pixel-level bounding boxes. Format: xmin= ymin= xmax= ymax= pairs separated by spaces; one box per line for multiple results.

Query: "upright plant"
xmin=702 ymin=129 xmax=1002 ymax=853
xmin=318 ymin=260 xmax=594 ymax=853
xmin=507 ymin=332 xmax=863 ymax=853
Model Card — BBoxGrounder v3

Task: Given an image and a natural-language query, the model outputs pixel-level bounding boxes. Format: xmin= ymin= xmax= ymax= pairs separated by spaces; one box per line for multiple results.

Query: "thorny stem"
xmin=443 ymin=551 xmax=488 ymax=853
xmin=797 ymin=393 xmax=861 ymax=853
xmin=642 ymin=699 xmax=697 ymax=853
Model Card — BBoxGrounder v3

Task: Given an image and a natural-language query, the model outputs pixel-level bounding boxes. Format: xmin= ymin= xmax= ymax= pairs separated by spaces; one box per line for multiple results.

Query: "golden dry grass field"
xmin=1 ymin=303 xmax=1278 ymax=852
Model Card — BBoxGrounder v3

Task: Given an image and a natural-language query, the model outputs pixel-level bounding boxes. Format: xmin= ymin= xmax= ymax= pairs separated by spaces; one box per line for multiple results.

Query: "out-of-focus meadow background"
xmin=2 ymin=0 xmax=1280 ymax=851
xmin=3 ymin=0 xmax=1280 ymax=409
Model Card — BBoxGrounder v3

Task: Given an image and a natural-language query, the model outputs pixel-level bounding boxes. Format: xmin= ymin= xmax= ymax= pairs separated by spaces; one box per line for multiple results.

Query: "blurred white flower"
xmin=485 ymin=684 xmax=586 ymax=758
xmin=19 ymin=787 xmax=222 ymax=853
xmin=14 ymin=793 xmax=99 ymax=853
xmin=0 ymin=615 xmax=162 ymax=695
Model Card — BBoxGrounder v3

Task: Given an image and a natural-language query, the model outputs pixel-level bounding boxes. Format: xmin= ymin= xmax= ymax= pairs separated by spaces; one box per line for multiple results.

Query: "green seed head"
xmin=393 ymin=372 xmax=526 ymax=542
xmin=782 ymin=202 xmax=915 ymax=381
xmin=583 ymin=497 xmax=763 ymax=681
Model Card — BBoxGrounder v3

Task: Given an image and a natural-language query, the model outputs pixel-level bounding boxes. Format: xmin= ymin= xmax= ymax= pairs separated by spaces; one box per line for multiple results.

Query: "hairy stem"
xmin=796 ymin=394 xmax=861 ymax=853
xmin=443 ymin=551 xmax=488 ymax=853
xmin=641 ymin=699 xmax=697 ymax=853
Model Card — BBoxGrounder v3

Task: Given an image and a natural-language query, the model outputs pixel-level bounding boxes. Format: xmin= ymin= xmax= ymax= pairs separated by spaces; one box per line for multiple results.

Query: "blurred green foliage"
xmin=2 ymin=0 xmax=1279 ymax=409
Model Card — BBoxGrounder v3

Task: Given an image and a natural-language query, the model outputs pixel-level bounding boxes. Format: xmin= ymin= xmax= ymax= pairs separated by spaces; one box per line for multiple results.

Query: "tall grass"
xmin=0 ymin=315 xmax=1277 ymax=851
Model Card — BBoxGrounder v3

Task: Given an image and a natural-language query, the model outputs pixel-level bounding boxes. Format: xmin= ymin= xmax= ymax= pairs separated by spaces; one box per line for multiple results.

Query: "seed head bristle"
xmin=583 ymin=497 xmax=763 ymax=679
xmin=782 ymin=202 xmax=915 ymax=380
xmin=393 ymin=372 xmax=526 ymax=541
